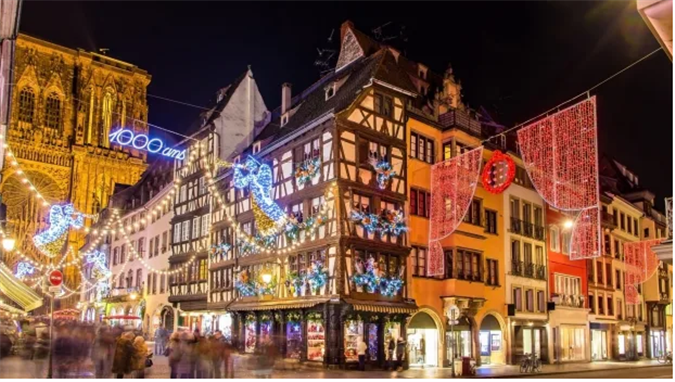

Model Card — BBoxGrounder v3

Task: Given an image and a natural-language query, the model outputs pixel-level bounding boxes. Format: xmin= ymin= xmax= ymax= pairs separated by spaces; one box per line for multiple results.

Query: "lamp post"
xmin=446 ymin=305 xmax=460 ymax=377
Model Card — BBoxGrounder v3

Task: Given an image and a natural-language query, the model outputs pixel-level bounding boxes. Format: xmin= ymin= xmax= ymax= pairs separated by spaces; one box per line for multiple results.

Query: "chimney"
xmin=281 ymin=83 xmax=292 ymax=114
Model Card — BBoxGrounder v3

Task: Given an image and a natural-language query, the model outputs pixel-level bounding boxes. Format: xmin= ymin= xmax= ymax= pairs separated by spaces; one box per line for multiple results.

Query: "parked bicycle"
xmin=519 ymin=353 xmax=541 ymax=373
xmin=657 ymin=351 xmax=672 ymax=364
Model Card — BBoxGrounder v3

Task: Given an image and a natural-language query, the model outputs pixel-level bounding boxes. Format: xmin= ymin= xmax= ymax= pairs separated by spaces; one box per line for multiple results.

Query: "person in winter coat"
xmin=93 ymin=326 xmax=115 ymax=378
xmin=112 ymin=331 xmax=135 ymax=378
xmin=131 ymin=336 xmax=149 ymax=378
xmin=166 ymin=332 xmax=181 ymax=379
xmin=395 ymin=337 xmax=407 ymax=371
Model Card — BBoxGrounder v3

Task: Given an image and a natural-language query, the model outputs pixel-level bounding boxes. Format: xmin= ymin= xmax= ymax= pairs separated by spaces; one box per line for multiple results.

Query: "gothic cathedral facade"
xmin=1 ymin=34 xmax=149 ymax=288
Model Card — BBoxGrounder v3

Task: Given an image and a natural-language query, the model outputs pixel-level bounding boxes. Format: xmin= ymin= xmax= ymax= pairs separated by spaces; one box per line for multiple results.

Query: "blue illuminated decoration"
xmin=372 ymin=159 xmax=397 ymax=190
xmin=86 ymin=250 xmax=111 ymax=277
xmin=234 ymin=156 xmax=286 ymax=236
xmin=15 ymin=262 xmax=35 ymax=279
xmin=350 ymin=209 xmax=408 ymax=237
xmin=352 ymin=257 xmax=404 ymax=296
xmin=109 ymin=129 xmax=186 ymax=160
xmin=33 ymin=204 xmax=85 ymax=258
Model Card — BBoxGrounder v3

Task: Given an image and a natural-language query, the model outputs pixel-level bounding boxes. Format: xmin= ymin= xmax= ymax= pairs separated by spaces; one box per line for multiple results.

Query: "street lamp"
xmin=261 ymin=270 xmax=272 ymax=284
xmin=130 ymin=292 xmax=138 ymax=301
xmin=563 ymin=220 xmax=574 ymax=230
xmin=2 ymin=237 xmax=15 ymax=251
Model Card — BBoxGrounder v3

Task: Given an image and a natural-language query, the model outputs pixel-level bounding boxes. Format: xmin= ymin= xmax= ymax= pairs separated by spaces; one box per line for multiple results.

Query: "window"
xmin=598 ymin=295 xmax=605 ymax=315
xmin=606 ymin=263 xmax=612 ymax=286
xmin=562 ymin=231 xmax=571 ymax=254
xmin=607 ymin=296 xmax=614 ymax=316
xmin=511 ymin=239 xmax=521 ymax=263
xmin=121 ymin=245 xmax=127 ymax=263
xmin=510 ymin=198 xmax=520 ymax=219
xmin=526 ymin=289 xmax=534 ymax=312
xmin=555 ymin=274 xmax=581 ymax=296
xmin=112 ymin=247 xmax=119 ymax=265
xmin=181 ymin=220 xmax=190 ymax=242
xmin=127 ymin=270 xmax=134 ymax=289
xmin=410 ymin=132 xmax=435 ymax=164
xmin=614 ymin=239 xmax=621 ymax=258
xmin=534 ymin=207 xmax=543 ymax=227
xmin=464 ymin=199 xmax=481 ymax=226
xmin=633 ymin=219 xmax=638 ymax=236
xmin=550 ymin=227 xmax=560 ymax=252
xmin=102 ymin=91 xmax=114 ymax=146
xmin=160 ymin=274 xmax=166 ymax=293
xmin=627 ymin=217 xmax=632 ymax=234
xmin=44 ymin=92 xmax=62 ymax=130
xmin=18 ymin=87 xmax=35 ymax=123
xmin=513 ymin=287 xmax=523 ymax=311
xmin=535 ymin=246 xmax=544 ymax=265
xmin=353 ymin=193 xmax=371 ymax=213
xmin=411 ymin=246 xmax=427 ymax=277
xmin=644 ymin=228 xmax=650 ymax=238
xmin=617 ymin=299 xmax=623 ymax=320
xmin=374 ymin=93 xmax=393 ymax=118
xmin=523 ymin=243 xmax=533 ymax=265
xmin=410 ymin=188 xmax=431 ymax=218
xmin=589 ymin=294 xmax=595 ymax=313
xmin=486 ymin=259 xmax=499 ymax=286
xmin=604 ymin=234 xmax=611 ymax=255
xmin=138 ymin=238 xmax=145 ymax=258
xmin=199 ymin=259 xmax=207 ymax=280
xmin=616 ymin=270 xmax=621 ymax=290
xmin=596 ymin=261 xmax=603 ymax=284
xmin=537 ymin=290 xmax=545 ymax=312
xmin=162 ymin=232 xmax=168 ymax=253
xmin=485 ymin=210 xmax=497 ymax=234
xmin=148 ymin=238 xmax=154 ymax=258
xmin=620 ymin=213 xmax=625 ymax=230
xmin=201 ymin=214 xmax=211 ymax=237
xmin=173 ymin=223 xmax=182 ymax=244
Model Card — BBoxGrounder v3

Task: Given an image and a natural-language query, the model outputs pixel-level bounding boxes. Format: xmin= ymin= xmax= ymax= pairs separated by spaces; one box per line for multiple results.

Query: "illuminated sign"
xmin=109 ymin=129 xmax=185 ymax=159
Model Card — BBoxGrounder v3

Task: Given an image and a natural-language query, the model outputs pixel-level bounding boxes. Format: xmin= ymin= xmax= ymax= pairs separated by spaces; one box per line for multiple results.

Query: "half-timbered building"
xmin=207 ymin=21 xmax=419 ymax=369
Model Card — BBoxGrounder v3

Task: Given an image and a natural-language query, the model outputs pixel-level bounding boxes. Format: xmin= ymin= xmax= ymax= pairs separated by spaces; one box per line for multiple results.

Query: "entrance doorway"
xmin=407 ymin=312 xmax=439 ymax=367
xmin=161 ymin=306 xmax=174 ymax=333
xmin=650 ymin=330 xmax=665 ymax=358
xmin=479 ymin=314 xmax=504 ymax=365
xmin=591 ymin=329 xmax=608 ymax=360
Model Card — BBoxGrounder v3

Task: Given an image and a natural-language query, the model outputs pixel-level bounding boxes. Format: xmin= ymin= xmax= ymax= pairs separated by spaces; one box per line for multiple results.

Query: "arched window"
xmin=101 ymin=91 xmax=114 ymax=147
xmin=44 ymin=92 xmax=62 ymax=130
xmin=18 ymin=87 xmax=35 ymax=123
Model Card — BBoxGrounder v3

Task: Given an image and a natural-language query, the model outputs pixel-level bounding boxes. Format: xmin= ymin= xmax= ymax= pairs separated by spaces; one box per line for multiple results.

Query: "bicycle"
xmin=657 ymin=351 xmax=672 ymax=364
xmin=519 ymin=353 xmax=541 ymax=373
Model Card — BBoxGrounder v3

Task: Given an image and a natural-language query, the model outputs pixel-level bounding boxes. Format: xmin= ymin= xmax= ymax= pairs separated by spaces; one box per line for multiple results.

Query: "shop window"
xmin=344 ymin=320 xmax=364 ymax=363
xmin=286 ymin=321 xmax=303 ymax=359
xmin=307 ymin=316 xmax=325 ymax=361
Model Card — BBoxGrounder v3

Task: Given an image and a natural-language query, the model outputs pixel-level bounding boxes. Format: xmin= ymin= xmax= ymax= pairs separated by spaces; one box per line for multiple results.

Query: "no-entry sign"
xmin=48 ymin=270 xmax=63 ymax=286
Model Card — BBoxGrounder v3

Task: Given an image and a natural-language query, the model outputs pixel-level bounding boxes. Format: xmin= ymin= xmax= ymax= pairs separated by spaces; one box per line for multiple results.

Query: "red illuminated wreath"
xmin=482 ymin=150 xmax=515 ymax=194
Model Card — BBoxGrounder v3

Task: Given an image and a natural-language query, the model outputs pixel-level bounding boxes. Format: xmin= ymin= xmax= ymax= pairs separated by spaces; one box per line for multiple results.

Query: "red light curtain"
xmin=517 ymin=97 xmax=601 ymax=260
xmin=624 ymin=239 xmax=664 ymax=304
xmin=427 ymin=147 xmax=483 ymax=276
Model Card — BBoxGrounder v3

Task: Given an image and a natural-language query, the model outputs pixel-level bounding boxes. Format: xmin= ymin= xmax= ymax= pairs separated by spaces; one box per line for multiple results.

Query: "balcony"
xmin=510 ymin=217 xmax=522 ymax=235
xmin=510 ymin=218 xmax=545 ymax=241
xmin=511 ymin=261 xmax=546 ymax=280
xmin=553 ymin=293 xmax=585 ymax=308
xmin=103 ymin=286 xmax=141 ymax=303
xmin=439 ymin=108 xmax=482 ymax=136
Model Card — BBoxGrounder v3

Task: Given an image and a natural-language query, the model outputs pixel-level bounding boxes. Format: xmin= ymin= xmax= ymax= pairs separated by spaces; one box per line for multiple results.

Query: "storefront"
xmin=511 ymin=321 xmax=548 ymax=364
xmin=649 ymin=329 xmax=666 ymax=358
xmin=406 ymin=312 xmax=438 ymax=368
xmin=590 ymin=323 xmax=610 ymax=361
xmin=479 ymin=314 xmax=504 ymax=365
xmin=559 ymin=325 xmax=586 ymax=361
xmin=447 ymin=316 xmax=473 ymax=366
xmin=217 ymin=313 xmax=234 ymax=342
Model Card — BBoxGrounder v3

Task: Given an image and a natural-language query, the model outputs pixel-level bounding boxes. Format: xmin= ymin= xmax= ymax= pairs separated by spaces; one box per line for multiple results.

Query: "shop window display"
xmin=408 ymin=329 xmax=438 ymax=367
xmin=260 ymin=319 xmax=273 ymax=345
xmin=245 ymin=320 xmax=257 ymax=353
xmin=218 ymin=314 xmax=233 ymax=343
xmin=446 ymin=331 xmax=471 ymax=363
xmin=368 ymin=323 xmax=379 ymax=361
xmin=591 ymin=330 xmax=608 ymax=360
xmin=384 ymin=322 xmax=401 ymax=361
xmin=286 ymin=321 xmax=303 ymax=359
xmin=560 ymin=326 xmax=585 ymax=361
xmin=307 ymin=318 xmax=325 ymax=361
xmin=344 ymin=320 xmax=364 ymax=362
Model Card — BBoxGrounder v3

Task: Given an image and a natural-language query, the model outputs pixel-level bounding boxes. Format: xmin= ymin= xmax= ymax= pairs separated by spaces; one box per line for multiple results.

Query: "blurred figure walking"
xmin=131 ymin=336 xmax=149 ymax=378
xmin=112 ymin=332 xmax=135 ymax=378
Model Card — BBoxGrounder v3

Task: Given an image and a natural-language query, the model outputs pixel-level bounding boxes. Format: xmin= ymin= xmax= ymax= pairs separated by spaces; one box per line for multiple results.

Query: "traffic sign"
xmin=48 ymin=286 xmax=61 ymax=294
xmin=447 ymin=304 xmax=460 ymax=321
xmin=48 ymin=270 xmax=63 ymax=286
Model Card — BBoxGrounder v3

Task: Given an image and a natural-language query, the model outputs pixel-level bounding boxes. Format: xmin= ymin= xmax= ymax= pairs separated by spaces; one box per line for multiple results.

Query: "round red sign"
xmin=48 ymin=270 xmax=63 ymax=286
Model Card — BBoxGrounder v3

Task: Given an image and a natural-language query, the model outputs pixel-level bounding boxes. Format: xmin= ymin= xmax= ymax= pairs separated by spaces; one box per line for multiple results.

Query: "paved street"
xmin=0 ymin=353 xmax=671 ymax=379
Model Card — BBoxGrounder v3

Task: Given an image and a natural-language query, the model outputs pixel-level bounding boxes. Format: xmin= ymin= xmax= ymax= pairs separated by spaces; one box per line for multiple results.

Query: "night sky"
xmin=19 ymin=1 xmax=672 ymax=208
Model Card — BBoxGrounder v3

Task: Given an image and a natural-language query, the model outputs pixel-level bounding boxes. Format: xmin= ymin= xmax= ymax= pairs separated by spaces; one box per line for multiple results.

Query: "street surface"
xmin=0 ymin=352 xmax=671 ymax=379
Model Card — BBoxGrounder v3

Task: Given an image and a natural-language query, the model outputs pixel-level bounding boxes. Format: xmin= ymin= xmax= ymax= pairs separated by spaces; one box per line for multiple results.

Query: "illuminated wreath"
xmin=481 ymin=150 xmax=515 ymax=194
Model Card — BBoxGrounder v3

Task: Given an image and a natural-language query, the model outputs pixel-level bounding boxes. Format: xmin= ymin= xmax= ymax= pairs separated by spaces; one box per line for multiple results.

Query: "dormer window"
xmin=281 ymin=113 xmax=289 ymax=127
xmin=252 ymin=141 xmax=261 ymax=154
xmin=325 ymin=83 xmax=336 ymax=100
xmin=418 ymin=64 xmax=428 ymax=80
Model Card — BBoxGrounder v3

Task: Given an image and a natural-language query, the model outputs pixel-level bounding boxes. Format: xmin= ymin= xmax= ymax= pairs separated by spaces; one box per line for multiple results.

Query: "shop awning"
xmin=227 ymin=298 xmax=329 ymax=311
xmin=345 ymin=299 xmax=418 ymax=314
xmin=0 ymin=261 xmax=43 ymax=312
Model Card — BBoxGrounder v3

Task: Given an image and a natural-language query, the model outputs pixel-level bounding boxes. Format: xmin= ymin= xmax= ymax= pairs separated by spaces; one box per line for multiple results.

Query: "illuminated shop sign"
xmin=109 ymin=129 xmax=185 ymax=159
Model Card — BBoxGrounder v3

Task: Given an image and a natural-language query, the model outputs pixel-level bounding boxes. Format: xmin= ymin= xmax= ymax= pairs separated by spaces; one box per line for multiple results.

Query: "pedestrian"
xmin=33 ymin=332 xmax=50 ymax=378
xmin=209 ymin=331 xmax=225 ymax=378
xmin=395 ymin=337 xmax=406 ymax=371
xmin=112 ymin=331 xmax=135 ymax=378
xmin=223 ymin=337 xmax=235 ymax=378
xmin=194 ymin=335 xmax=212 ymax=378
xmin=357 ymin=336 xmax=368 ymax=371
xmin=176 ymin=332 xmax=195 ymax=378
xmin=387 ymin=337 xmax=396 ymax=370
xmin=93 ymin=326 xmax=115 ymax=378
xmin=419 ymin=335 xmax=426 ymax=367
xmin=131 ymin=335 xmax=149 ymax=379
xmin=166 ymin=332 xmax=181 ymax=379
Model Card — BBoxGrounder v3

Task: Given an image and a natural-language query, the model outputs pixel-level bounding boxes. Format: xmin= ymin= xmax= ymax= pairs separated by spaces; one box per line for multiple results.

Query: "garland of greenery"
xmin=287 ymin=311 xmax=302 ymax=323
xmin=307 ymin=261 xmax=328 ymax=293
xmin=295 ymin=157 xmax=321 ymax=186
xmin=285 ymin=271 xmax=306 ymax=297
xmin=306 ymin=312 xmax=323 ymax=321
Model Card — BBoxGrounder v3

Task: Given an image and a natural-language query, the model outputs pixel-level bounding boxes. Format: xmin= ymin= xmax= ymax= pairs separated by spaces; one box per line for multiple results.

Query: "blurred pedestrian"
xmin=396 ymin=337 xmax=406 ymax=371
xmin=195 ymin=335 xmax=212 ymax=378
xmin=112 ymin=331 xmax=135 ymax=378
xmin=93 ymin=326 xmax=115 ymax=378
xmin=154 ymin=327 xmax=166 ymax=356
xmin=176 ymin=332 xmax=195 ymax=378
xmin=131 ymin=335 xmax=149 ymax=379
xmin=357 ymin=337 xmax=367 ymax=371
xmin=33 ymin=332 xmax=50 ymax=378
xmin=166 ymin=332 xmax=181 ymax=379
xmin=209 ymin=331 xmax=225 ymax=378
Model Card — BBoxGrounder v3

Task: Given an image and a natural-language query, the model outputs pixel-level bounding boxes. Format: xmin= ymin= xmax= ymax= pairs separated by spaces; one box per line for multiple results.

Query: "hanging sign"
xmin=109 ymin=129 xmax=185 ymax=160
